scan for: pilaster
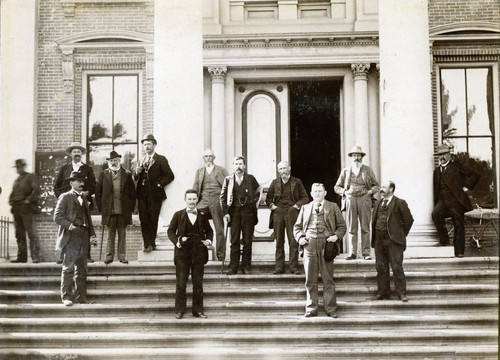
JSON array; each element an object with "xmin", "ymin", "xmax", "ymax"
[{"xmin": 208, "ymin": 66, "xmax": 227, "ymax": 165}]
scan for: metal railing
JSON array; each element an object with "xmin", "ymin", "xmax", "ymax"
[{"xmin": 0, "ymin": 216, "xmax": 12, "ymax": 259}]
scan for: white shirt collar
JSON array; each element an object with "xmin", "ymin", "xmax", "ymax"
[{"xmin": 383, "ymin": 195, "xmax": 394, "ymax": 204}]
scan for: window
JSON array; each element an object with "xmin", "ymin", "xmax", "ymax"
[
  {"xmin": 440, "ymin": 67, "xmax": 496, "ymax": 206},
  {"xmin": 86, "ymin": 74, "xmax": 139, "ymax": 179}
]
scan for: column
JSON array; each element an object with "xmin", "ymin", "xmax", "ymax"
[
  {"xmin": 342, "ymin": 72, "xmax": 355, "ymax": 165},
  {"xmin": 351, "ymin": 63, "xmax": 371, "ymax": 164},
  {"xmin": 368, "ymin": 65, "xmax": 380, "ymax": 177},
  {"xmin": 224, "ymin": 75, "xmax": 235, "ymax": 170},
  {"xmin": 379, "ymin": 0, "xmax": 439, "ymax": 253},
  {"xmin": 208, "ymin": 66, "xmax": 227, "ymax": 166},
  {"xmin": 154, "ymin": 0, "xmax": 204, "ymax": 220},
  {"xmin": 0, "ymin": 0, "xmax": 38, "ymax": 216}
]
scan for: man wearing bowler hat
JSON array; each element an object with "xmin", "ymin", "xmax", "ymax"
[
  {"xmin": 335, "ymin": 145, "xmax": 380, "ymax": 260},
  {"xmin": 54, "ymin": 142, "xmax": 96, "ymax": 263},
  {"xmin": 134, "ymin": 134, "xmax": 175, "ymax": 252},
  {"xmin": 432, "ymin": 144, "xmax": 480, "ymax": 257},
  {"xmin": 96, "ymin": 151, "xmax": 136, "ymax": 264},
  {"xmin": 54, "ymin": 171, "xmax": 96, "ymax": 306},
  {"xmin": 9, "ymin": 159, "xmax": 42, "ymax": 263}
]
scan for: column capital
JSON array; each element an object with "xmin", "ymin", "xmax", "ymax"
[
  {"xmin": 208, "ymin": 66, "xmax": 227, "ymax": 84},
  {"xmin": 351, "ymin": 63, "xmax": 371, "ymax": 81}
]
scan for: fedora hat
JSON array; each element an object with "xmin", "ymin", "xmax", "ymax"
[
  {"xmin": 106, "ymin": 150, "xmax": 122, "ymax": 160},
  {"xmin": 13, "ymin": 159, "xmax": 27, "ymax": 168},
  {"xmin": 141, "ymin": 134, "xmax": 157, "ymax": 145},
  {"xmin": 348, "ymin": 145, "xmax": 366, "ymax": 157},
  {"xmin": 66, "ymin": 171, "xmax": 86, "ymax": 182},
  {"xmin": 434, "ymin": 144, "xmax": 451, "ymax": 155},
  {"xmin": 66, "ymin": 142, "xmax": 86, "ymax": 155}
]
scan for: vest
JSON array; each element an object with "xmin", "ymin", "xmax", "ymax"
[{"xmin": 276, "ymin": 179, "xmax": 294, "ymax": 207}]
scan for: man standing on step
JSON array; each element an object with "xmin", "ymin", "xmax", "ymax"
[
  {"xmin": 371, "ymin": 180, "xmax": 414, "ymax": 302},
  {"xmin": 193, "ymin": 149, "xmax": 228, "ymax": 261},
  {"xmin": 294, "ymin": 183, "xmax": 346, "ymax": 318},
  {"xmin": 168, "ymin": 189, "xmax": 213, "ymax": 319},
  {"xmin": 54, "ymin": 142, "xmax": 96, "ymax": 263},
  {"xmin": 432, "ymin": 144, "xmax": 480, "ymax": 258},
  {"xmin": 134, "ymin": 134, "xmax": 175, "ymax": 253},
  {"xmin": 95, "ymin": 151, "xmax": 136, "ymax": 265},
  {"xmin": 220, "ymin": 156, "xmax": 261, "ymax": 275},
  {"xmin": 266, "ymin": 161, "xmax": 309, "ymax": 274},
  {"xmin": 334, "ymin": 145, "xmax": 380, "ymax": 260},
  {"xmin": 54, "ymin": 171, "xmax": 96, "ymax": 306},
  {"xmin": 9, "ymin": 159, "xmax": 42, "ymax": 264}
]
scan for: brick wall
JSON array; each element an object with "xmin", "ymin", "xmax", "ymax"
[{"xmin": 428, "ymin": 0, "xmax": 500, "ymax": 27}]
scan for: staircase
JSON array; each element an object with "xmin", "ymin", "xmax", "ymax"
[{"xmin": 0, "ymin": 257, "xmax": 498, "ymax": 359}]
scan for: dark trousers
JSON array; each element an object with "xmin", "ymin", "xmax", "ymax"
[
  {"xmin": 106, "ymin": 214, "xmax": 126, "ymax": 261},
  {"xmin": 229, "ymin": 206, "xmax": 255, "ymax": 273},
  {"xmin": 12, "ymin": 205, "xmax": 40, "ymax": 262},
  {"xmin": 273, "ymin": 206, "xmax": 300, "ymax": 272},
  {"xmin": 61, "ymin": 227, "xmax": 89, "ymax": 303},
  {"xmin": 175, "ymin": 250, "xmax": 205, "ymax": 315},
  {"xmin": 374, "ymin": 230, "xmax": 406, "ymax": 297},
  {"xmin": 138, "ymin": 195, "xmax": 162, "ymax": 248},
  {"xmin": 432, "ymin": 198, "xmax": 466, "ymax": 256}
]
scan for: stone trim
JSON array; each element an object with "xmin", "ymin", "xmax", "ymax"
[
  {"xmin": 60, "ymin": 0, "xmax": 153, "ymax": 17},
  {"xmin": 351, "ymin": 63, "xmax": 370, "ymax": 81},
  {"xmin": 208, "ymin": 66, "xmax": 228, "ymax": 84}
]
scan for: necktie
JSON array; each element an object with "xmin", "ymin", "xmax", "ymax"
[
  {"xmin": 144, "ymin": 157, "xmax": 150, "ymax": 169},
  {"xmin": 315, "ymin": 203, "xmax": 321, "ymax": 214},
  {"xmin": 382, "ymin": 199, "xmax": 388, "ymax": 208},
  {"xmin": 76, "ymin": 193, "xmax": 83, "ymax": 206},
  {"xmin": 187, "ymin": 209, "xmax": 197, "ymax": 215}
]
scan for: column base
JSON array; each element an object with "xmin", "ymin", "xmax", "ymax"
[{"xmin": 404, "ymin": 223, "xmax": 455, "ymax": 258}]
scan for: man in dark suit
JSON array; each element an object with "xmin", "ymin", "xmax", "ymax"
[
  {"xmin": 193, "ymin": 149, "xmax": 228, "ymax": 260},
  {"xmin": 134, "ymin": 134, "xmax": 175, "ymax": 253},
  {"xmin": 220, "ymin": 156, "xmax": 261, "ymax": 275},
  {"xmin": 168, "ymin": 189, "xmax": 213, "ymax": 319},
  {"xmin": 293, "ymin": 183, "xmax": 346, "ymax": 318},
  {"xmin": 54, "ymin": 142, "xmax": 96, "ymax": 263},
  {"xmin": 266, "ymin": 161, "xmax": 309, "ymax": 274},
  {"xmin": 371, "ymin": 180, "xmax": 414, "ymax": 302},
  {"xmin": 9, "ymin": 159, "xmax": 41, "ymax": 263},
  {"xmin": 54, "ymin": 171, "xmax": 96, "ymax": 306},
  {"xmin": 95, "ymin": 151, "xmax": 136, "ymax": 265},
  {"xmin": 432, "ymin": 144, "xmax": 480, "ymax": 257}
]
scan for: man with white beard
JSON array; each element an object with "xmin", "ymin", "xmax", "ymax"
[
  {"xmin": 335, "ymin": 145, "xmax": 380, "ymax": 260},
  {"xmin": 95, "ymin": 151, "xmax": 136, "ymax": 264}
]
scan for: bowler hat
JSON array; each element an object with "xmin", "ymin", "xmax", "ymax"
[
  {"xmin": 324, "ymin": 241, "xmax": 340, "ymax": 261},
  {"xmin": 66, "ymin": 171, "xmax": 86, "ymax": 181},
  {"xmin": 66, "ymin": 142, "xmax": 86, "ymax": 155},
  {"xmin": 348, "ymin": 145, "xmax": 366, "ymax": 157},
  {"xmin": 141, "ymin": 134, "xmax": 157, "ymax": 145},
  {"xmin": 13, "ymin": 159, "xmax": 27, "ymax": 168},
  {"xmin": 434, "ymin": 144, "xmax": 451, "ymax": 155},
  {"xmin": 106, "ymin": 150, "xmax": 122, "ymax": 160}
]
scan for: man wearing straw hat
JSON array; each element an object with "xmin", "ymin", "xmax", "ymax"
[
  {"xmin": 96, "ymin": 151, "xmax": 136, "ymax": 265},
  {"xmin": 334, "ymin": 145, "xmax": 380, "ymax": 260},
  {"xmin": 432, "ymin": 144, "xmax": 480, "ymax": 257}
]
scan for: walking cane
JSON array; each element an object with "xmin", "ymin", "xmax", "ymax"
[
  {"xmin": 222, "ymin": 217, "xmax": 230, "ymax": 274},
  {"xmin": 99, "ymin": 225, "xmax": 105, "ymax": 262}
]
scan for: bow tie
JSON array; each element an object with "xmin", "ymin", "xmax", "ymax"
[{"xmin": 187, "ymin": 209, "xmax": 197, "ymax": 215}]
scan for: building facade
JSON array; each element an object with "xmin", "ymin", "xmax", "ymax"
[{"xmin": 1, "ymin": 0, "xmax": 498, "ymax": 260}]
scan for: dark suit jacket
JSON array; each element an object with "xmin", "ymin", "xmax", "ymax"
[
  {"xmin": 220, "ymin": 173, "xmax": 261, "ymax": 215},
  {"xmin": 54, "ymin": 163, "xmax": 96, "ymax": 199},
  {"xmin": 95, "ymin": 167, "xmax": 136, "ymax": 226},
  {"xmin": 193, "ymin": 164, "xmax": 228, "ymax": 196},
  {"xmin": 433, "ymin": 158, "xmax": 480, "ymax": 212},
  {"xmin": 293, "ymin": 200, "xmax": 347, "ymax": 258},
  {"xmin": 134, "ymin": 153, "xmax": 175, "ymax": 201},
  {"xmin": 371, "ymin": 196, "xmax": 414, "ymax": 250},
  {"xmin": 54, "ymin": 191, "xmax": 96, "ymax": 251},
  {"xmin": 167, "ymin": 209, "xmax": 214, "ymax": 265},
  {"xmin": 265, "ymin": 176, "xmax": 309, "ymax": 228}
]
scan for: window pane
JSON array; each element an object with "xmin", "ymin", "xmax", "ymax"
[
  {"xmin": 114, "ymin": 76, "xmax": 138, "ymax": 143},
  {"xmin": 467, "ymin": 68, "xmax": 493, "ymax": 136},
  {"xmin": 441, "ymin": 69, "xmax": 467, "ymax": 137},
  {"xmin": 114, "ymin": 144, "xmax": 138, "ymax": 171},
  {"xmin": 88, "ymin": 144, "xmax": 112, "ymax": 180},
  {"xmin": 88, "ymin": 76, "xmax": 113, "ymax": 143},
  {"xmin": 464, "ymin": 138, "xmax": 495, "ymax": 208},
  {"xmin": 469, "ymin": 137, "xmax": 493, "ymax": 164},
  {"xmin": 443, "ymin": 137, "xmax": 466, "ymax": 154}
]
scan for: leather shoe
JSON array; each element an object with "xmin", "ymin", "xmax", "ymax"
[
  {"xmin": 372, "ymin": 294, "xmax": 390, "ymax": 300},
  {"xmin": 399, "ymin": 294, "xmax": 408, "ymax": 302},
  {"xmin": 10, "ymin": 259, "xmax": 27, "ymax": 263},
  {"xmin": 145, "ymin": 246, "xmax": 153, "ymax": 253},
  {"xmin": 104, "ymin": 259, "xmax": 113, "ymax": 265},
  {"xmin": 193, "ymin": 312, "xmax": 207, "ymax": 318},
  {"xmin": 435, "ymin": 243, "xmax": 449, "ymax": 247},
  {"xmin": 345, "ymin": 255, "xmax": 356, "ymax": 260},
  {"xmin": 56, "ymin": 259, "xmax": 63, "ymax": 264},
  {"xmin": 291, "ymin": 269, "xmax": 301, "ymax": 275},
  {"xmin": 273, "ymin": 270, "xmax": 284, "ymax": 275},
  {"xmin": 243, "ymin": 268, "xmax": 251, "ymax": 275},
  {"xmin": 327, "ymin": 312, "xmax": 338, "ymax": 318},
  {"xmin": 225, "ymin": 270, "xmax": 236, "ymax": 275},
  {"xmin": 364, "ymin": 256, "xmax": 372, "ymax": 260},
  {"xmin": 32, "ymin": 259, "xmax": 40, "ymax": 264},
  {"xmin": 175, "ymin": 312, "xmax": 184, "ymax": 319},
  {"xmin": 62, "ymin": 299, "xmax": 73, "ymax": 307},
  {"xmin": 119, "ymin": 259, "xmax": 129, "ymax": 264},
  {"xmin": 456, "ymin": 254, "xmax": 464, "ymax": 258},
  {"xmin": 88, "ymin": 258, "xmax": 94, "ymax": 263},
  {"xmin": 304, "ymin": 311, "xmax": 318, "ymax": 318}
]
